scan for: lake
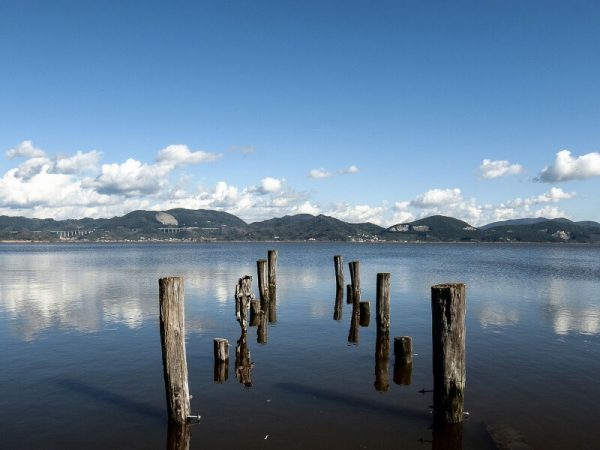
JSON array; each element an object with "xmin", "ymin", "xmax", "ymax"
[{"xmin": 0, "ymin": 242, "xmax": 599, "ymax": 449}]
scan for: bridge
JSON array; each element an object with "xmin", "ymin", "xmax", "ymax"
[{"xmin": 50, "ymin": 230, "xmax": 95, "ymax": 238}]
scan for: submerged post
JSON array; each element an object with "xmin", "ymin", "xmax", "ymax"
[
  {"xmin": 213, "ymin": 338, "xmax": 229, "ymax": 383},
  {"xmin": 393, "ymin": 336, "xmax": 413, "ymax": 385},
  {"xmin": 334, "ymin": 255, "xmax": 344, "ymax": 292},
  {"xmin": 159, "ymin": 276, "xmax": 191, "ymax": 424},
  {"xmin": 346, "ymin": 283, "xmax": 353, "ymax": 305},
  {"xmin": 359, "ymin": 301, "xmax": 371, "ymax": 327},
  {"xmin": 431, "ymin": 283, "xmax": 466, "ymax": 424},
  {"xmin": 268, "ymin": 250, "xmax": 278, "ymax": 323}
]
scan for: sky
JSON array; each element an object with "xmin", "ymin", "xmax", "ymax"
[{"xmin": 1, "ymin": 0, "xmax": 599, "ymax": 226}]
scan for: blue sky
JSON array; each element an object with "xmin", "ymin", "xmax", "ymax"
[{"xmin": 1, "ymin": 0, "xmax": 599, "ymax": 225}]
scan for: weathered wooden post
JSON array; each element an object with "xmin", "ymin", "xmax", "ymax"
[
  {"xmin": 349, "ymin": 261, "xmax": 361, "ymax": 304},
  {"xmin": 235, "ymin": 275, "xmax": 253, "ymax": 332},
  {"xmin": 159, "ymin": 276, "xmax": 191, "ymax": 424},
  {"xmin": 257, "ymin": 310, "xmax": 268, "ymax": 344},
  {"xmin": 213, "ymin": 338, "xmax": 229, "ymax": 383},
  {"xmin": 359, "ymin": 301, "xmax": 370, "ymax": 327},
  {"xmin": 374, "ymin": 335, "xmax": 390, "ymax": 391},
  {"xmin": 376, "ymin": 273, "xmax": 391, "ymax": 336},
  {"xmin": 374, "ymin": 273, "xmax": 391, "ymax": 391},
  {"xmin": 268, "ymin": 250, "xmax": 278, "ymax": 323},
  {"xmin": 393, "ymin": 336, "xmax": 413, "ymax": 385},
  {"xmin": 257, "ymin": 259, "xmax": 269, "ymax": 312},
  {"xmin": 431, "ymin": 283, "xmax": 466, "ymax": 424},
  {"xmin": 249, "ymin": 299, "xmax": 261, "ymax": 327},
  {"xmin": 333, "ymin": 289, "xmax": 343, "ymax": 321},
  {"xmin": 348, "ymin": 303, "xmax": 360, "ymax": 344},
  {"xmin": 334, "ymin": 255, "xmax": 344, "ymax": 292}
]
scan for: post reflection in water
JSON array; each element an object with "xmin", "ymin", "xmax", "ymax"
[
  {"xmin": 333, "ymin": 288, "xmax": 343, "ymax": 321},
  {"xmin": 432, "ymin": 420, "xmax": 463, "ymax": 450},
  {"xmin": 374, "ymin": 334, "xmax": 390, "ymax": 392},
  {"xmin": 393, "ymin": 361, "xmax": 412, "ymax": 386},
  {"xmin": 166, "ymin": 423, "xmax": 191, "ymax": 450},
  {"xmin": 213, "ymin": 359, "xmax": 228, "ymax": 384},
  {"xmin": 235, "ymin": 332, "xmax": 253, "ymax": 387},
  {"xmin": 347, "ymin": 300, "xmax": 360, "ymax": 344}
]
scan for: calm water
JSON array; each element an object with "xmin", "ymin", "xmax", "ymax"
[{"xmin": 1, "ymin": 242, "xmax": 599, "ymax": 449}]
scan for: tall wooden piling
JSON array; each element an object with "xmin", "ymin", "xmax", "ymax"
[
  {"xmin": 349, "ymin": 261, "xmax": 361, "ymax": 304},
  {"xmin": 376, "ymin": 273, "xmax": 391, "ymax": 336},
  {"xmin": 159, "ymin": 276, "xmax": 191, "ymax": 424},
  {"xmin": 374, "ymin": 334, "xmax": 390, "ymax": 392},
  {"xmin": 431, "ymin": 283, "xmax": 466, "ymax": 424},
  {"xmin": 346, "ymin": 284, "xmax": 353, "ymax": 305},
  {"xmin": 250, "ymin": 299, "xmax": 261, "ymax": 327},
  {"xmin": 268, "ymin": 250, "xmax": 278, "ymax": 323},
  {"xmin": 257, "ymin": 259, "xmax": 269, "ymax": 310},
  {"xmin": 334, "ymin": 255, "xmax": 344, "ymax": 292}
]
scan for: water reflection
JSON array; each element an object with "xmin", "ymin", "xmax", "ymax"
[
  {"xmin": 235, "ymin": 332, "xmax": 253, "ymax": 387},
  {"xmin": 166, "ymin": 423, "xmax": 191, "ymax": 450},
  {"xmin": 333, "ymin": 289, "xmax": 343, "ymax": 321},
  {"xmin": 542, "ymin": 278, "xmax": 600, "ymax": 335},
  {"xmin": 374, "ymin": 335, "xmax": 390, "ymax": 392}
]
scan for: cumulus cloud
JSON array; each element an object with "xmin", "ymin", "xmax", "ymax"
[
  {"xmin": 308, "ymin": 165, "xmax": 359, "ymax": 179},
  {"xmin": 53, "ymin": 150, "xmax": 102, "ymax": 174},
  {"xmin": 537, "ymin": 150, "xmax": 600, "ymax": 182},
  {"xmin": 94, "ymin": 159, "xmax": 171, "ymax": 196},
  {"xmin": 156, "ymin": 144, "xmax": 222, "ymax": 167},
  {"xmin": 324, "ymin": 203, "xmax": 385, "ymax": 225},
  {"xmin": 6, "ymin": 140, "xmax": 46, "ymax": 159},
  {"xmin": 411, "ymin": 188, "xmax": 463, "ymax": 208},
  {"xmin": 479, "ymin": 159, "xmax": 523, "ymax": 179},
  {"xmin": 258, "ymin": 177, "xmax": 283, "ymax": 194}
]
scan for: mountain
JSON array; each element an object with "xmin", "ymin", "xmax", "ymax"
[
  {"xmin": 479, "ymin": 217, "xmax": 549, "ymax": 230},
  {"xmin": 0, "ymin": 209, "xmax": 599, "ymax": 243},
  {"xmin": 247, "ymin": 214, "xmax": 384, "ymax": 241},
  {"xmin": 382, "ymin": 215, "xmax": 481, "ymax": 242}
]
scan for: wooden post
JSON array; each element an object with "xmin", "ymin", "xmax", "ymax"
[
  {"xmin": 359, "ymin": 301, "xmax": 370, "ymax": 327},
  {"xmin": 268, "ymin": 250, "xmax": 278, "ymax": 323},
  {"xmin": 159, "ymin": 277, "xmax": 191, "ymax": 424},
  {"xmin": 334, "ymin": 255, "xmax": 344, "ymax": 292},
  {"xmin": 213, "ymin": 338, "xmax": 229, "ymax": 383},
  {"xmin": 249, "ymin": 299, "xmax": 261, "ymax": 327},
  {"xmin": 257, "ymin": 310, "xmax": 268, "ymax": 344},
  {"xmin": 333, "ymin": 288, "xmax": 343, "ymax": 321},
  {"xmin": 235, "ymin": 276, "xmax": 253, "ymax": 332},
  {"xmin": 374, "ymin": 334, "xmax": 390, "ymax": 392},
  {"xmin": 257, "ymin": 259, "xmax": 269, "ymax": 311},
  {"xmin": 349, "ymin": 261, "xmax": 361, "ymax": 304},
  {"xmin": 393, "ymin": 336, "xmax": 413, "ymax": 385},
  {"xmin": 346, "ymin": 284, "xmax": 353, "ymax": 305},
  {"xmin": 431, "ymin": 283, "xmax": 466, "ymax": 424},
  {"xmin": 394, "ymin": 336, "xmax": 412, "ymax": 364},
  {"xmin": 376, "ymin": 273, "xmax": 391, "ymax": 336},
  {"xmin": 348, "ymin": 300, "xmax": 360, "ymax": 344}
]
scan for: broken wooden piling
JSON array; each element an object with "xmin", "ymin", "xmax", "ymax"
[
  {"xmin": 349, "ymin": 261, "xmax": 361, "ymax": 304},
  {"xmin": 257, "ymin": 259, "xmax": 269, "ymax": 312},
  {"xmin": 431, "ymin": 283, "xmax": 466, "ymax": 424},
  {"xmin": 250, "ymin": 299, "xmax": 261, "ymax": 327},
  {"xmin": 235, "ymin": 276, "xmax": 253, "ymax": 332},
  {"xmin": 376, "ymin": 273, "xmax": 391, "ymax": 336},
  {"xmin": 333, "ymin": 288, "xmax": 343, "ymax": 321},
  {"xmin": 159, "ymin": 276, "xmax": 191, "ymax": 424},
  {"xmin": 213, "ymin": 338, "xmax": 229, "ymax": 383}
]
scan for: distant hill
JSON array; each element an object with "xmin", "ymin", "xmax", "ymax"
[
  {"xmin": 382, "ymin": 215, "xmax": 481, "ymax": 242},
  {"xmin": 0, "ymin": 209, "xmax": 598, "ymax": 243},
  {"xmin": 247, "ymin": 214, "xmax": 384, "ymax": 241}
]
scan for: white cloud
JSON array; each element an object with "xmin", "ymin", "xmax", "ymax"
[
  {"xmin": 308, "ymin": 164, "xmax": 359, "ymax": 179},
  {"xmin": 479, "ymin": 159, "xmax": 523, "ymax": 179},
  {"xmin": 411, "ymin": 188, "xmax": 462, "ymax": 208},
  {"xmin": 94, "ymin": 159, "xmax": 171, "ymax": 196},
  {"xmin": 258, "ymin": 177, "xmax": 283, "ymax": 194},
  {"xmin": 324, "ymin": 203, "xmax": 385, "ymax": 225},
  {"xmin": 308, "ymin": 168, "xmax": 333, "ymax": 179},
  {"xmin": 537, "ymin": 150, "xmax": 600, "ymax": 182},
  {"xmin": 6, "ymin": 140, "xmax": 46, "ymax": 159},
  {"xmin": 54, "ymin": 150, "xmax": 102, "ymax": 174},
  {"xmin": 294, "ymin": 201, "xmax": 321, "ymax": 216},
  {"xmin": 156, "ymin": 144, "xmax": 222, "ymax": 167}
]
